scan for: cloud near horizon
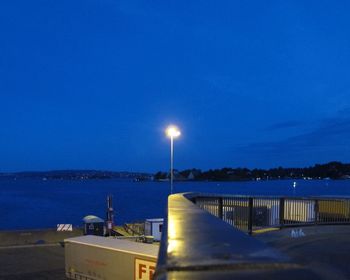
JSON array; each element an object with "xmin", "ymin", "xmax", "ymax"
[
  {"xmin": 264, "ymin": 120, "xmax": 306, "ymax": 131},
  {"xmin": 236, "ymin": 113, "xmax": 350, "ymax": 168}
]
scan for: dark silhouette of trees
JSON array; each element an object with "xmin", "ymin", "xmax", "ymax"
[
  {"xmin": 154, "ymin": 171, "xmax": 168, "ymax": 180},
  {"xmin": 154, "ymin": 162, "xmax": 350, "ymax": 181}
]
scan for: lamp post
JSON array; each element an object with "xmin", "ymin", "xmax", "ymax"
[{"xmin": 166, "ymin": 125, "xmax": 181, "ymax": 194}]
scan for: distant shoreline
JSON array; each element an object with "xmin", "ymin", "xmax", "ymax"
[
  {"xmin": 0, "ymin": 170, "xmax": 152, "ymax": 181},
  {"xmin": 1, "ymin": 161, "xmax": 350, "ymax": 182},
  {"xmin": 155, "ymin": 161, "xmax": 350, "ymax": 181}
]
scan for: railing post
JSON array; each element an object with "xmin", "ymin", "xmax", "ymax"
[
  {"xmin": 218, "ymin": 197, "xmax": 223, "ymax": 220},
  {"xmin": 192, "ymin": 197, "xmax": 197, "ymax": 205},
  {"xmin": 279, "ymin": 198, "xmax": 285, "ymax": 229},
  {"xmin": 248, "ymin": 197, "xmax": 253, "ymax": 235},
  {"xmin": 314, "ymin": 199, "xmax": 319, "ymax": 225}
]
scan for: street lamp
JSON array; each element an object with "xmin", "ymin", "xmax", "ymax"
[{"xmin": 166, "ymin": 125, "xmax": 181, "ymax": 194}]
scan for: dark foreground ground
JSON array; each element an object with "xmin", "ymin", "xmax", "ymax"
[
  {"xmin": 0, "ymin": 244, "xmax": 65, "ymax": 280},
  {"xmin": 0, "ymin": 228, "xmax": 81, "ymax": 280},
  {"xmin": 255, "ymin": 225, "xmax": 350, "ymax": 280},
  {"xmin": 0, "ymin": 226, "xmax": 350, "ymax": 279}
]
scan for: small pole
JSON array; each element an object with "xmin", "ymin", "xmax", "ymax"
[
  {"xmin": 248, "ymin": 197, "xmax": 253, "ymax": 235},
  {"xmin": 106, "ymin": 195, "xmax": 114, "ymax": 236},
  {"xmin": 279, "ymin": 198, "xmax": 285, "ymax": 229},
  {"xmin": 218, "ymin": 197, "xmax": 223, "ymax": 219},
  {"xmin": 314, "ymin": 199, "xmax": 319, "ymax": 225}
]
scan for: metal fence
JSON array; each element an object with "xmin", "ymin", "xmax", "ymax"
[{"xmin": 193, "ymin": 195, "xmax": 350, "ymax": 234}]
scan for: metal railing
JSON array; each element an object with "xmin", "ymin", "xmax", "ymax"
[{"xmin": 192, "ymin": 194, "xmax": 350, "ymax": 234}]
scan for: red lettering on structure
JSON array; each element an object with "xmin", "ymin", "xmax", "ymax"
[
  {"xmin": 149, "ymin": 266, "xmax": 155, "ymax": 280},
  {"xmin": 139, "ymin": 264, "xmax": 147, "ymax": 279}
]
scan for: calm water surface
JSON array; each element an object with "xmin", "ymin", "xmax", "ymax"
[{"xmin": 1, "ymin": 178, "xmax": 350, "ymax": 230}]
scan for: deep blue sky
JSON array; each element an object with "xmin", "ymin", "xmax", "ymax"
[{"xmin": 1, "ymin": 0, "xmax": 350, "ymax": 172}]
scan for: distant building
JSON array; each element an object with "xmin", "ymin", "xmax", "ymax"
[
  {"xmin": 187, "ymin": 170, "xmax": 201, "ymax": 180},
  {"xmin": 144, "ymin": 218, "xmax": 164, "ymax": 241},
  {"xmin": 188, "ymin": 172, "xmax": 195, "ymax": 180},
  {"xmin": 83, "ymin": 215, "xmax": 105, "ymax": 236}
]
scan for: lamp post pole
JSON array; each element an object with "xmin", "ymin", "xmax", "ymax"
[
  {"xmin": 170, "ymin": 135, "xmax": 174, "ymax": 194},
  {"xmin": 166, "ymin": 125, "xmax": 180, "ymax": 195}
]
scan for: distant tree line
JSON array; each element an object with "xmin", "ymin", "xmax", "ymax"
[
  {"xmin": 154, "ymin": 161, "xmax": 350, "ymax": 181},
  {"xmin": 0, "ymin": 170, "xmax": 152, "ymax": 180}
]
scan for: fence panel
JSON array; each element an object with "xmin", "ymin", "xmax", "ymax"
[
  {"xmin": 252, "ymin": 198, "xmax": 280, "ymax": 231},
  {"xmin": 283, "ymin": 199, "xmax": 316, "ymax": 226},
  {"xmin": 222, "ymin": 197, "xmax": 250, "ymax": 232},
  {"xmin": 194, "ymin": 195, "xmax": 350, "ymax": 233},
  {"xmin": 195, "ymin": 197, "xmax": 220, "ymax": 218},
  {"xmin": 318, "ymin": 199, "xmax": 350, "ymax": 224}
]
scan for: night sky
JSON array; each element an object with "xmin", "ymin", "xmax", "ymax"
[{"xmin": 1, "ymin": 1, "xmax": 350, "ymax": 172}]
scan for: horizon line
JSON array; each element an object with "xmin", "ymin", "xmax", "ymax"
[{"xmin": 0, "ymin": 160, "xmax": 348, "ymax": 174}]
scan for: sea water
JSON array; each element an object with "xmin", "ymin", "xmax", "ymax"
[{"xmin": 1, "ymin": 178, "xmax": 350, "ymax": 230}]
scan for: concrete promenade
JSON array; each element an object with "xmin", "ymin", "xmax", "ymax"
[
  {"xmin": 255, "ymin": 225, "xmax": 350, "ymax": 280},
  {"xmin": 0, "ymin": 228, "xmax": 82, "ymax": 247},
  {"xmin": 0, "ymin": 228, "xmax": 82, "ymax": 280},
  {"xmin": 0, "ymin": 244, "xmax": 65, "ymax": 280}
]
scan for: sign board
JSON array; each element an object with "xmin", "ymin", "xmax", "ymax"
[
  {"xmin": 57, "ymin": 224, "xmax": 73, "ymax": 231},
  {"xmin": 107, "ymin": 221, "xmax": 113, "ymax": 229},
  {"xmin": 135, "ymin": 258, "xmax": 156, "ymax": 280}
]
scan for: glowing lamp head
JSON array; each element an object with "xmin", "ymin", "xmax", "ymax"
[{"xmin": 166, "ymin": 126, "xmax": 181, "ymax": 138}]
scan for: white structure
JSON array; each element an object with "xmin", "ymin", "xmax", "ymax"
[
  {"xmin": 65, "ymin": 235, "xmax": 158, "ymax": 280},
  {"xmin": 144, "ymin": 218, "xmax": 164, "ymax": 241},
  {"xmin": 188, "ymin": 171, "xmax": 195, "ymax": 180},
  {"xmin": 284, "ymin": 200, "xmax": 315, "ymax": 222},
  {"xmin": 57, "ymin": 224, "xmax": 73, "ymax": 232}
]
